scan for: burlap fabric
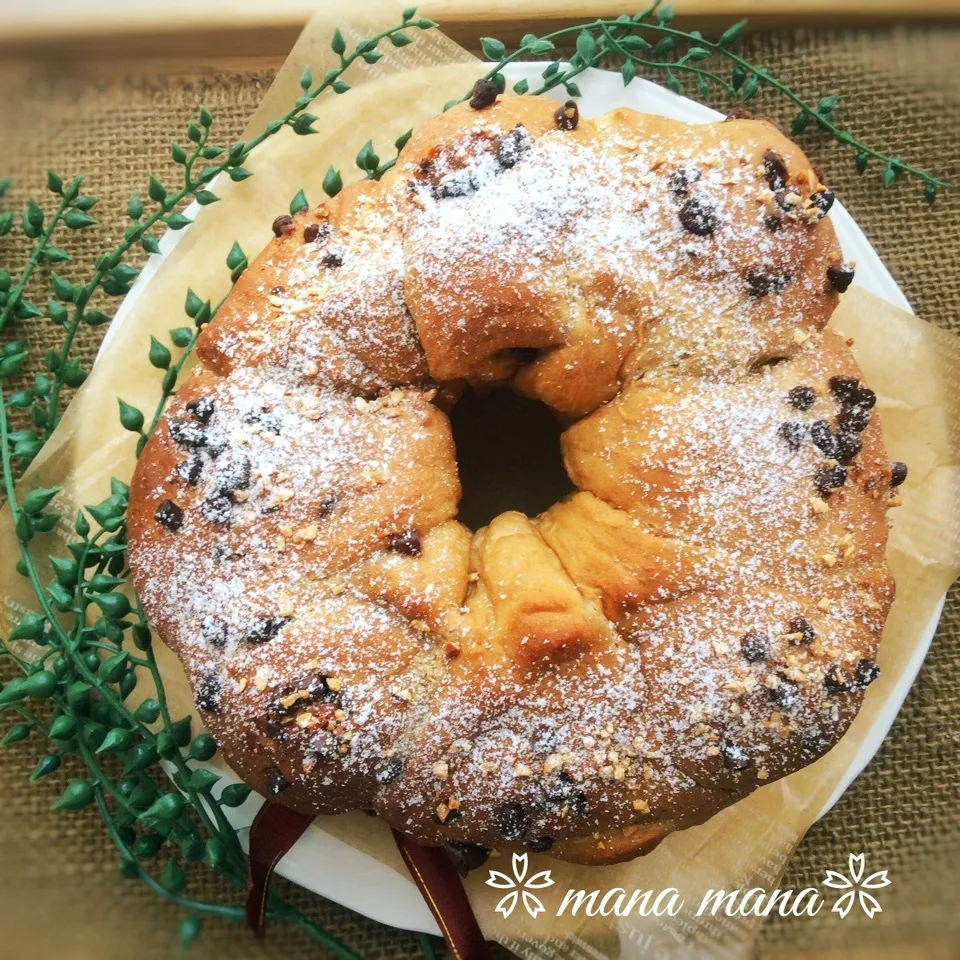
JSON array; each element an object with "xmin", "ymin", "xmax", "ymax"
[{"xmin": 1, "ymin": 24, "xmax": 958, "ymax": 960}]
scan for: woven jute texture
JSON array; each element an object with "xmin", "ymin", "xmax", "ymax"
[{"xmin": 1, "ymin": 23, "xmax": 958, "ymax": 960}]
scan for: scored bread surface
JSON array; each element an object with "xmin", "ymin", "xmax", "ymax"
[{"xmin": 128, "ymin": 95, "xmax": 898, "ymax": 866}]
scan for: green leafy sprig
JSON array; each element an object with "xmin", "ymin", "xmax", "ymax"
[{"xmin": 0, "ymin": 4, "xmax": 949, "ymax": 953}]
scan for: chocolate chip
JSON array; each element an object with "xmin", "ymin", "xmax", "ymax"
[
  {"xmin": 321, "ymin": 250, "xmax": 344, "ymax": 268},
  {"xmin": 679, "ymin": 196, "xmax": 718, "ymax": 236},
  {"xmin": 303, "ymin": 222, "xmax": 330, "ymax": 244},
  {"xmin": 438, "ymin": 170, "xmax": 480, "ymax": 199},
  {"xmin": 668, "ymin": 166, "xmax": 700, "ymax": 198},
  {"xmin": 725, "ymin": 106, "xmax": 753, "ymax": 121},
  {"xmin": 169, "ymin": 418, "xmax": 206, "ymax": 449},
  {"xmin": 719, "ymin": 738, "xmax": 752, "ymax": 771},
  {"xmin": 201, "ymin": 616, "xmax": 228, "ymax": 647},
  {"xmin": 270, "ymin": 285, "xmax": 285, "ymax": 296},
  {"xmin": 265, "ymin": 765, "xmax": 291, "ymax": 795},
  {"xmin": 201, "ymin": 495, "xmax": 233, "ymax": 525},
  {"xmin": 769, "ymin": 676, "xmax": 800, "ymax": 710},
  {"xmin": 810, "ymin": 420, "xmax": 838, "ymax": 457},
  {"xmin": 154, "ymin": 499, "xmax": 184, "ymax": 531},
  {"xmin": 214, "ymin": 456, "xmax": 251, "ymax": 500},
  {"xmin": 828, "ymin": 376, "xmax": 860, "ymax": 405},
  {"xmin": 186, "ymin": 397, "xmax": 215, "ymax": 424},
  {"xmin": 387, "ymin": 529, "xmax": 421, "ymax": 556},
  {"xmin": 527, "ymin": 836, "xmax": 554, "ymax": 852},
  {"xmin": 745, "ymin": 267, "xmax": 791, "ymax": 297},
  {"xmin": 815, "ymin": 464, "xmax": 847, "ymax": 497},
  {"xmin": 195, "ymin": 669, "xmax": 222, "ymax": 713},
  {"xmin": 176, "ymin": 456, "xmax": 202, "ymax": 486},
  {"xmin": 824, "ymin": 665, "xmax": 852, "ymax": 694},
  {"xmin": 778, "ymin": 421, "xmax": 807, "ymax": 450},
  {"xmin": 376, "ymin": 757, "xmax": 404, "ymax": 786},
  {"xmin": 545, "ymin": 771, "xmax": 588, "ymax": 818},
  {"xmin": 827, "ymin": 263, "xmax": 855, "ymax": 293},
  {"xmin": 762, "ymin": 150, "xmax": 788, "ymax": 190},
  {"xmin": 854, "ymin": 658, "xmax": 881, "ymax": 689},
  {"xmin": 444, "ymin": 842, "xmax": 490, "ymax": 875},
  {"xmin": 469, "ymin": 78, "xmax": 499, "ymax": 110},
  {"xmin": 764, "ymin": 214, "xmax": 783, "ymax": 232},
  {"xmin": 497, "ymin": 125, "xmax": 533, "ymax": 169},
  {"xmin": 834, "ymin": 429, "xmax": 863, "ymax": 464},
  {"xmin": 788, "ymin": 617, "xmax": 815, "ymax": 645},
  {"xmin": 307, "ymin": 729, "xmax": 340, "ymax": 760},
  {"xmin": 810, "ymin": 189, "xmax": 834, "ymax": 218},
  {"xmin": 272, "ymin": 215, "xmax": 294, "ymax": 238},
  {"xmin": 890, "ymin": 462, "xmax": 908, "ymax": 488},
  {"xmin": 554, "ymin": 100, "xmax": 579, "ymax": 131},
  {"xmin": 206, "ymin": 435, "xmax": 227, "ymax": 458},
  {"xmin": 243, "ymin": 407, "xmax": 282, "ymax": 435},
  {"xmin": 512, "ymin": 347, "xmax": 539, "ymax": 365},
  {"xmin": 496, "ymin": 803, "xmax": 527, "ymax": 841},
  {"xmin": 837, "ymin": 404, "xmax": 870, "ymax": 434},
  {"xmin": 854, "ymin": 387, "xmax": 876, "ymax": 410},
  {"xmin": 787, "ymin": 385, "xmax": 816, "ymax": 411},
  {"xmin": 740, "ymin": 630, "xmax": 771, "ymax": 663},
  {"xmin": 244, "ymin": 616, "xmax": 291, "ymax": 644},
  {"xmin": 318, "ymin": 494, "xmax": 338, "ymax": 519}
]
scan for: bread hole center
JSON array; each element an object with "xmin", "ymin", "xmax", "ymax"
[{"xmin": 449, "ymin": 387, "xmax": 574, "ymax": 530}]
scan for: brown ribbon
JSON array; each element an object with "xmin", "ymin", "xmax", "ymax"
[
  {"xmin": 392, "ymin": 829, "xmax": 491, "ymax": 960},
  {"xmin": 245, "ymin": 800, "xmax": 315, "ymax": 936},
  {"xmin": 245, "ymin": 801, "xmax": 490, "ymax": 960}
]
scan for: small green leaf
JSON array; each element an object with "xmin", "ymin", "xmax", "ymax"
[
  {"xmin": 658, "ymin": 4, "xmax": 674, "ymax": 23},
  {"xmin": 741, "ymin": 73, "xmax": 760, "ymax": 101},
  {"xmin": 171, "ymin": 142, "xmax": 187, "ymax": 164},
  {"xmin": 96, "ymin": 728, "xmax": 133, "ymax": 754},
  {"xmin": 219, "ymin": 783, "xmax": 252, "ymax": 807},
  {"xmin": 167, "ymin": 327, "xmax": 191, "ymax": 349},
  {"xmin": 9, "ymin": 611, "xmax": 45, "ymax": 642},
  {"xmin": 292, "ymin": 113, "xmax": 317, "ymax": 135},
  {"xmin": 48, "ymin": 715, "xmax": 76, "ymax": 739},
  {"xmin": 564, "ymin": 81, "xmax": 582, "ymax": 98},
  {"xmin": 61, "ymin": 358, "xmax": 87, "ymax": 388},
  {"xmin": 166, "ymin": 213, "xmax": 192, "ymax": 231},
  {"xmin": 47, "ymin": 169, "xmax": 64, "ymax": 194},
  {"xmin": 52, "ymin": 780, "xmax": 94, "ymax": 811},
  {"xmin": 51, "ymin": 273, "xmax": 75, "ymax": 302},
  {"xmin": 652, "ymin": 36, "xmax": 674, "ymax": 57},
  {"xmin": 817, "ymin": 94, "xmax": 839, "ymax": 115},
  {"xmin": 792, "ymin": 111, "xmax": 810, "ymax": 135},
  {"xmin": 228, "ymin": 167, "xmax": 253, "ymax": 182},
  {"xmin": 527, "ymin": 39, "xmax": 555, "ymax": 55},
  {"xmin": 925, "ymin": 181, "xmax": 937, "ymax": 205},
  {"xmin": 118, "ymin": 399, "xmax": 144, "ymax": 433},
  {"xmin": 189, "ymin": 768, "xmax": 220, "ymax": 792},
  {"xmin": 189, "ymin": 734, "xmax": 217, "ymax": 761},
  {"xmin": 576, "ymin": 29, "xmax": 596, "ymax": 64},
  {"xmin": 289, "ymin": 189, "xmax": 309, "ymax": 215},
  {"xmin": 64, "ymin": 210, "xmax": 97, "ymax": 229},
  {"xmin": 30, "ymin": 753, "xmax": 61, "ymax": 781},
  {"xmin": 513, "ymin": 77, "xmax": 529, "ymax": 95},
  {"xmin": 203, "ymin": 837, "xmax": 226, "ymax": 868},
  {"xmin": 140, "ymin": 793, "xmax": 186, "ymax": 824},
  {"xmin": 300, "ymin": 66, "xmax": 313, "ymax": 91},
  {"xmin": 394, "ymin": 129, "xmax": 413, "ymax": 152},
  {"xmin": 147, "ymin": 175, "xmax": 167, "ymax": 203},
  {"xmin": 95, "ymin": 591, "xmax": 131, "ymax": 619},
  {"xmin": 43, "ymin": 246, "xmax": 70, "ymax": 264},
  {"xmin": 355, "ymin": 140, "xmax": 380, "ymax": 173},
  {"xmin": 199, "ymin": 105, "xmax": 213, "ymax": 128},
  {"xmin": 622, "ymin": 61, "xmax": 637, "ymax": 87},
  {"xmin": 718, "ymin": 19, "xmax": 747, "ymax": 46},
  {"xmin": 684, "ymin": 46, "xmax": 710, "ymax": 62},
  {"xmin": 480, "ymin": 37, "xmax": 506, "ymax": 60},
  {"xmin": 99, "ymin": 651, "xmax": 130, "ymax": 683},
  {"xmin": 142, "ymin": 235, "xmax": 161, "ymax": 255},
  {"xmin": 391, "ymin": 32, "xmax": 413, "ymax": 47},
  {"xmin": 184, "ymin": 289, "xmax": 203, "ymax": 318},
  {"xmin": 882, "ymin": 163, "xmax": 896, "ymax": 187},
  {"xmin": 21, "ymin": 487, "xmax": 60, "ymax": 515},
  {"xmin": 160, "ymin": 859, "xmax": 187, "ymax": 895},
  {"xmin": 179, "ymin": 915, "xmax": 203, "ymax": 948},
  {"xmin": 149, "ymin": 336, "xmax": 172, "ymax": 369},
  {"xmin": 187, "ymin": 122, "xmax": 203, "ymax": 143},
  {"xmin": 1, "ymin": 724, "xmax": 31, "ymax": 746},
  {"xmin": 402, "ymin": 6, "xmax": 416, "ymax": 21},
  {"xmin": 331, "ymin": 27, "xmax": 346, "ymax": 56},
  {"xmin": 134, "ymin": 698, "xmax": 161, "ymax": 724}
]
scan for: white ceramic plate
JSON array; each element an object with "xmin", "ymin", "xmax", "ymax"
[{"xmin": 104, "ymin": 64, "xmax": 942, "ymax": 936}]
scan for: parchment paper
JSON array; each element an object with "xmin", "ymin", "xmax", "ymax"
[{"xmin": 2, "ymin": 2, "xmax": 958, "ymax": 958}]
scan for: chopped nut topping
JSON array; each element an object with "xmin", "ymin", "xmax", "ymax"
[
  {"xmin": 432, "ymin": 760, "xmax": 449, "ymax": 780},
  {"xmin": 632, "ymin": 798, "xmax": 650, "ymax": 813}
]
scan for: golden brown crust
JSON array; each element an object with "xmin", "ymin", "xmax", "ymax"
[{"xmin": 128, "ymin": 94, "xmax": 897, "ymax": 866}]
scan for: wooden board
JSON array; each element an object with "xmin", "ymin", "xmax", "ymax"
[{"xmin": 4, "ymin": 0, "xmax": 960, "ymax": 59}]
